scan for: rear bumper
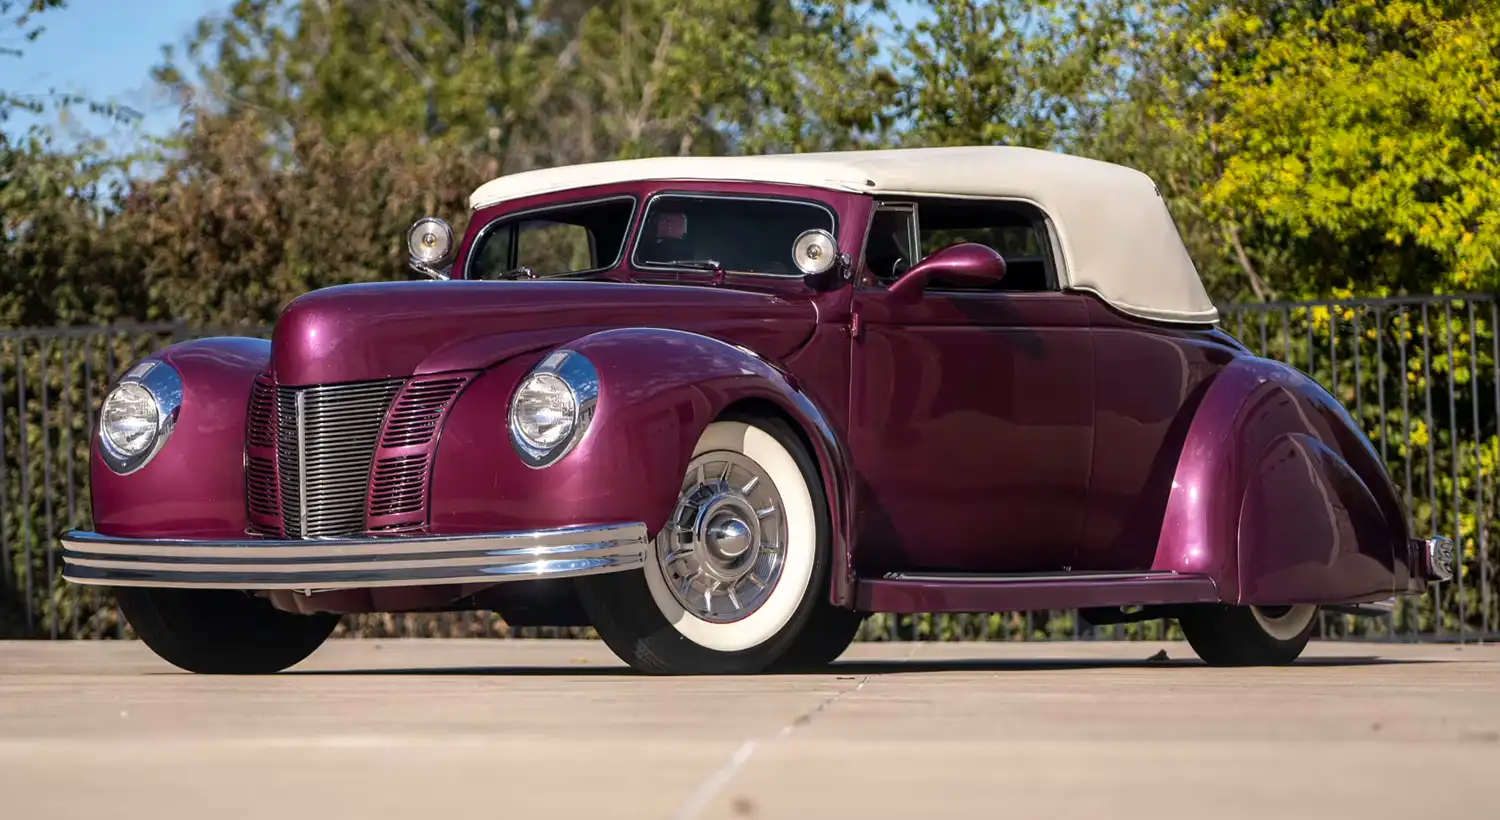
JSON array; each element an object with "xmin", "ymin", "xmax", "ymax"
[{"xmin": 60, "ymin": 523, "xmax": 649, "ymax": 591}]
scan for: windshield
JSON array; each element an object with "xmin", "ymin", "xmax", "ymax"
[
  {"xmin": 466, "ymin": 197, "xmax": 635, "ymax": 280},
  {"xmin": 632, "ymin": 194, "xmax": 836, "ymax": 277}
]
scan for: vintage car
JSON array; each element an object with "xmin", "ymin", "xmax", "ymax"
[{"xmin": 61, "ymin": 146, "xmax": 1454, "ymax": 675}]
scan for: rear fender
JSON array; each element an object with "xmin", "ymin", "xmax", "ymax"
[
  {"xmin": 1151, "ymin": 357, "xmax": 1409, "ymax": 604},
  {"xmin": 89, "ymin": 337, "xmax": 268, "ymax": 538},
  {"xmin": 428, "ymin": 328, "xmax": 851, "ymax": 600}
]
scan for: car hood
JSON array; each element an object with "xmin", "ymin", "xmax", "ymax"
[{"xmin": 268, "ymin": 280, "xmax": 817, "ymax": 385}]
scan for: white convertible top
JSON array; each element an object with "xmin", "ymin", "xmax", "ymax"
[{"xmin": 468, "ymin": 147, "xmax": 1217, "ymax": 325}]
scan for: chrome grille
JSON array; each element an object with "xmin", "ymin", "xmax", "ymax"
[
  {"xmin": 369, "ymin": 454, "xmax": 428, "ymax": 517},
  {"xmin": 247, "ymin": 381, "xmax": 274, "ymax": 447},
  {"xmin": 381, "ymin": 376, "xmax": 469, "ymax": 448},
  {"xmin": 245, "ymin": 456, "xmax": 279, "ymax": 517},
  {"xmin": 276, "ymin": 380, "xmax": 403, "ymax": 539}
]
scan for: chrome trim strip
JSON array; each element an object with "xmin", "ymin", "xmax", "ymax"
[
  {"xmin": 882, "ymin": 570, "xmax": 1190, "ymax": 583},
  {"xmin": 60, "ymin": 523, "xmax": 649, "ymax": 591},
  {"xmin": 295, "ymin": 388, "xmax": 309, "ymax": 536}
]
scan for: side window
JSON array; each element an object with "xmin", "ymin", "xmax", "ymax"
[
  {"xmin": 863, "ymin": 203, "xmax": 919, "ymax": 284},
  {"xmin": 467, "ymin": 197, "xmax": 634, "ymax": 280},
  {"xmin": 516, "ymin": 220, "xmax": 594, "ymax": 275},
  {"xmin": 913, "ymin": 198, "xmax": 1058, "ymax": 293}
]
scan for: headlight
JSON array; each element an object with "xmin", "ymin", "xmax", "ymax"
[
  {"xmin": 102, "ymin": 382, "xmax": 159, "ymax": 456},
  {"xmin": 98, "ymin": 360, "xmax": 183, "ymax": 475},
  {"xmin": 512, "ymin": 373, "xmax": 576, "ymax": 448},
  {"xmin": 508, "ymin": 350, "xmax": 598, "ymax": 468}
]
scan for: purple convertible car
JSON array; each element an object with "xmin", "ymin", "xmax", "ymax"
[{"xmin": 62, "ymin": 147, "xmax": 1454, "ymax": 674}]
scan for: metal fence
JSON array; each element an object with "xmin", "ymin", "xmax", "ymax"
[{"xmin": 2, "ymin": 296, "xmax": 1497, "ymax": 642}]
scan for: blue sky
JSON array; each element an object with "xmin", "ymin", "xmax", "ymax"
[
  {"xmin": 2, "ymin": 0, "xmax": 927, "ymax": 149},
  {"xmin": 0, "ymin": 0, "xmax": 228, "ymax": 145}
]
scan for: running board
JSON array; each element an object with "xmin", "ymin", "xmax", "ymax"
[{"xmin": 856, "ymin": 571, "xmax": 1220, "ymax": 614}]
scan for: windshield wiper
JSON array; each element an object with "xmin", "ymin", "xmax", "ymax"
[
  {"xmin": 655, "ymin": 259, "xmax": 723, "ymax": 272},
  {"xmin": 493, "ymin": 266, "xmax": 536, "ymax": 280},
  {"xmin": 653, "ymin": 259, "xmax": 729, "ymax": 285}
]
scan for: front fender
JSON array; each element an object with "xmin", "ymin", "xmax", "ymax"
[
  {"xmin": 90, "ymin": 337, "xmax": 268, "ymax": 538},
  {"xmin": 1152, "ymin": 356, "xmax": 1409, "ymax": 605},
  {"xmin": 428, "ymin": 328, "xmax": 848, "ymax": 594}
]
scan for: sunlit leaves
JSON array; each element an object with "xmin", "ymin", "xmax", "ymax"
[{"xmin": 1194, "ymin": 0, "xmax": 1500, "ymax": 296}]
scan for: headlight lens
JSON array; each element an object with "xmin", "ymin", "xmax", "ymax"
[
  {"xmin": 101, "ymin": 382, "xmax": 160, "ymax": 456},
  {"xmin": 511, "ymin": 372, "xmax": 577, "ymax": 449},
  {"xmin": 97, "ymin": 359, "xmax": 183, "ymax": 475},
  {"xmin": 507, "ymin": 350, "xmax": 599, "ymax": 468}
]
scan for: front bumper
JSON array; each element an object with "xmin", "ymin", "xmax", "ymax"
[{"xmin": 60, "ymin": 523, "xmax": 649, "ymax": 591}]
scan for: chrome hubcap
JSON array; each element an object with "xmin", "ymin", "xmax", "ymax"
[{"xmin": 657, "ymin": 451, "xmax": 785, "ymax": 622}]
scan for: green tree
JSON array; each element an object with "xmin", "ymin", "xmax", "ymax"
[
  {"xmin": 1174, "ymin": 0, "xmax": 1500, "ymax": 299},
  {"xmin": 156, "ymin": 0, "xmax": 898, "ymax": 169},
  {"xmin": 892, "ymin": 0, "xmax": 1143, "ymax": 149}
]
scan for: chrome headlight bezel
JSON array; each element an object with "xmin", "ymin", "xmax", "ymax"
[
  {"xmin": 98, "ymin": 359, "xmax": 184, "ymax": 475},
  {"xmin": 508, "ymin": 350, "xmax": 599, "ymax": 469}
]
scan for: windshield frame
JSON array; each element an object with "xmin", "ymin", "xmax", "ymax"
[
  {"xmin": 628, "ymin": 191, "xmax": 840, "ymax": 280},
  {"xmin": 461, "ymin": 194, "xmax": 639, "ymax": 281}
]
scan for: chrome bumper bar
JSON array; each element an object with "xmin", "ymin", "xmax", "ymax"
[
  {"xmin": 60, "ymin": 523, "xmax": 649, "ymax": 591},
  {"xmin": 1417, "ymin": 536, "xmax": 1456, "ymax": 582}
]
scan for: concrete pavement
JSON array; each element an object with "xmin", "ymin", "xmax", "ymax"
[{"xmin": 1, "ymin": 639, "xmax": 1496, "ymax": 820}]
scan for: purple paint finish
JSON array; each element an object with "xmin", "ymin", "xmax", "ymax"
[
  {"xmin": 1150, "ymin": 355, "xmax": 1410, "ymax": 605},
  {"xmin": 90, "ymin": 338, "xmax": 268, "ymax": 539},
  {"xmin": 428, "ymin": 328, "xmax": 847, "ymax": 543},
  {"xmin": 847, "ymin": 290, "xmax": 1095, "ymax": 575},
  {"xmin": 1079, "ymin": 310, "xmax": 1239, "ymax": 571},
  {"xmin": 270, "ymin": 280, "xmax": 817, "ymax": 386},
  {"xmin": 779, "ymin": 321, "xmax": 857, "ymax": 603},
  {"xmin": 887, "ymin": 243, "xmax": 1008, "ymax": 302}
]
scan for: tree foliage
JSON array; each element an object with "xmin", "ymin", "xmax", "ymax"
[{"xmin": 1193, "ymin": 0, "xmax": 1500, "ymax": 297}]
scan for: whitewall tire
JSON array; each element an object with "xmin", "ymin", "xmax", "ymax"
[
  {"xmin": 1178, "ymin": 603, "xmax": 1318, "ymax": 666},
  {"xmin": 577, "ymin": 416, "xmax": 847, "ymax": 674}
]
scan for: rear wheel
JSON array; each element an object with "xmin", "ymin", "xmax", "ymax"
[
  {"xmin": 1178, "ymin": 603, "xmax": 1318, "ymax": 666},
  {"xmin": 577, "ymin": 418, "xmax": 840, "ymax": 675},
  {"xmin": 115, "ymin": 587, "xmax": 340, "ymax": 674}
]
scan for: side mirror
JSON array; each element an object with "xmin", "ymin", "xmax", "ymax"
[
  {"xmin": 887, "ymin": 243, "xmax": 1007, "ymax": 302},
  {"xmin": 792, "ymin": 229, "xmax": 849, "ymax": 291},
  {"xmin": 407, "ymin": 217, "xmax": 455, "ymax": 280}
]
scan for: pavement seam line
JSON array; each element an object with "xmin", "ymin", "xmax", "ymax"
[{"xmin": 671, "ymin": 674, "xmax": 871, "ymax": 820}]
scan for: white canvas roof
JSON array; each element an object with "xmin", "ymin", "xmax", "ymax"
[{"xmin": 468, "ymin": 147, "xmax": 1217, "ymax": 325}]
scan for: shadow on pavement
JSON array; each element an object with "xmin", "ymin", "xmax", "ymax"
[{"xmin": 274, "ymin": 653, "xmax": 1433, "ymax": 677}]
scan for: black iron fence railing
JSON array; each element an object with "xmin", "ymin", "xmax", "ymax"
[{"xmin": 3, "ymin": 296, "xmax": 1497, "ymax": 641}]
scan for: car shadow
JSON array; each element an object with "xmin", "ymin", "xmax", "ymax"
[{"xmin": 273, "ymin": 653, "xmax": 1434, "ymax": 678}]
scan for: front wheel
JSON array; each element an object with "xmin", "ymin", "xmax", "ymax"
[
  {"xmin": 115, "ymin": 587, "xmax": 341, "ymax": 674},
  {"xmin": 1178, "ymin": 604, "xmax": 1318, "ymax": 666},
  {"xmin": 577, "ymin": 417, "xmax": 839, "ymax": 675}
]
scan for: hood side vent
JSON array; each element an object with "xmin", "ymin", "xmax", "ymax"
[{"xmin": 366, "ymin": 372, "xmax": 476, "ymax": 530}]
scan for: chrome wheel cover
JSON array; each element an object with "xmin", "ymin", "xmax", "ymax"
[{"xmin": 657, "ymin": 451, "xmax": 786, "ymax": 623}]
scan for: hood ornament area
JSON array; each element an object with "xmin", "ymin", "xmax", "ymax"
[{"xmin": 407, "ymin": 217, "xmax": 455, "ymax": 280}]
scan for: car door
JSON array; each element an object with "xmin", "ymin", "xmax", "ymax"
[{"xmin": 848, "ymin": 200, "xmax": 1095, "ymax": 575}]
